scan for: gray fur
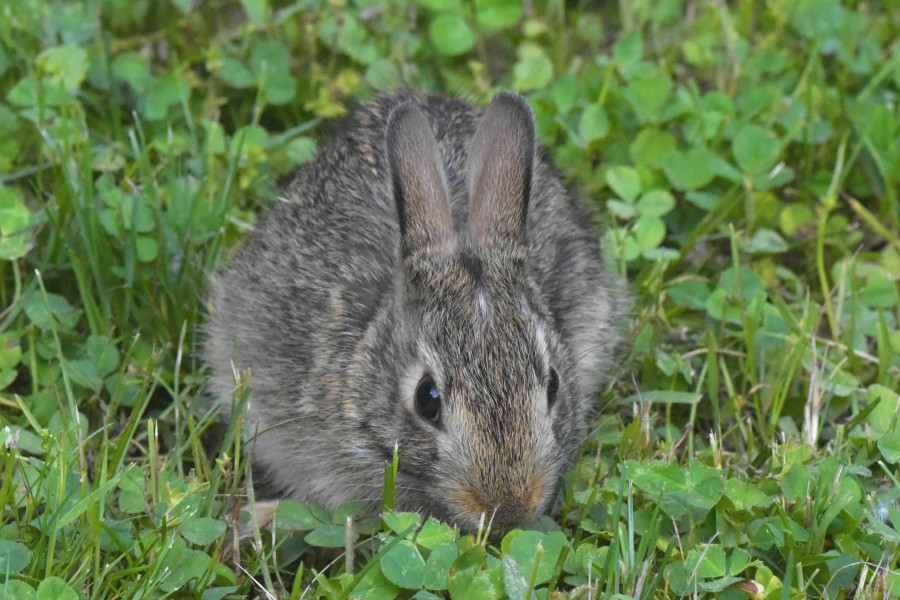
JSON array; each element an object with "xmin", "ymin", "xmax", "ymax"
[{"xmin": 204, "ymin": 91, "xmax": 626, "ymax": 530}]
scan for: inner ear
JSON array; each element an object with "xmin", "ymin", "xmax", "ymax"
[
  {"xmin": 386, "ymin": 102, "xmax": 454, "ymax": 258},
  {"xmin": 466, "ymin": 91, "xmax": 536, "ymax": 248}
]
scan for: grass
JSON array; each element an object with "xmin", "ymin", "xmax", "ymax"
[{"xmin": 1, "ymin": 0, "xmax": 899, "ymax": 597}]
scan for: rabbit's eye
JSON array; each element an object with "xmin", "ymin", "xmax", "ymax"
[
  {"xmin": 547, "ymin": 368, "xmax": 560, "ymax": 409},
  {"xmin": 415, "ymin": 376, "xmax": 441, "ymax": 424}
]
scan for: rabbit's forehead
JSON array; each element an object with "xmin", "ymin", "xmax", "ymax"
[
  {"xmin": 427, "ymin": 259, "xmax": 534, "ymax": 325},
  {"xmin": 422, "ymin": 305, "xmax": 550, "ymax": 391},
  {"xmin": 413, "ymin": 253, "xmax": 556, "ymax": 384}
]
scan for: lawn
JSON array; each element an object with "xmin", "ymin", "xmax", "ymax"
[{"xmin": 1, "ymin": 0, "xmax": 899, "ymax": 597}]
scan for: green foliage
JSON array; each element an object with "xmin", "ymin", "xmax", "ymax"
[{"xmin": 0, "ymin": 0, "xmax": 898, "ymax": 597}]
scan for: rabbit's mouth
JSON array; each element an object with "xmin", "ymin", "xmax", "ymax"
[
  {"xmin": 410, "ymin": 480, "xmax": 550, "ymax": 533},
  {"xmin": 388, "ymin": 452, "xmax": 560, "ymax": 531}
]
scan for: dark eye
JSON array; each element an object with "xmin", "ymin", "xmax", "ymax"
[
  {"xmin": 547, "ymin": 367, "xmax": 559, "ymax": 409},
  {"xmin": 415, "ymin": 376, "xmax": 441, "ymax": 424}
]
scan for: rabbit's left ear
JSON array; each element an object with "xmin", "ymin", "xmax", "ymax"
[{"xmin": 466, "ymin": 91, "xmax": 535, "ymax": 249}]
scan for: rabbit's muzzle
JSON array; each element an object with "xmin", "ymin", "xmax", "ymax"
[{"xmin": 450, "ymin": 477, "xmax": 547, "ymax": 529}]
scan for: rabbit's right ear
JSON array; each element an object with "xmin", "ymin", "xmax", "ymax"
[
  {"xmin": 386, "ymin": 102, "xmax": 454, "ymax": 258},
  {"xmin": 466, "ymin": 91, "xmax": 535, "ymax": 250}
]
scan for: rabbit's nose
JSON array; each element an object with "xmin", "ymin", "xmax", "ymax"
[
  {"xmin": 450, "ymin": 478, "xmax": 545, "ymax": 528},
  {"xmin": 474, "ymin": 483, "xmax": 545, "ymax": 527}
]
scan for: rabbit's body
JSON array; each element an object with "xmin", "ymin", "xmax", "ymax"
[{"xmin": 205, "ymin": 92, "xmax": 624, "ymax": 529}]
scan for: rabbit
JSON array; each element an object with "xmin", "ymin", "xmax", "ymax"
[{"xmin": 204, "ymin": 90, "xmax": 625, "ymax": 531}]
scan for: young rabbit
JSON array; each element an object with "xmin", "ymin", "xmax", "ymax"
[{"xmin": 204, "ymin": 91, "xmax": 625, "ymax": 530}]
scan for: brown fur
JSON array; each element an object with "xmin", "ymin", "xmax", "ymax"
[{"xmin": 204, "ymin": 91, "xmax": 626, "ymax": 530}]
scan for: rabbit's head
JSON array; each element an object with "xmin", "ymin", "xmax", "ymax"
[{"xmin": 385, "ymin": 93, "xmax": 581, "ymax": 529}]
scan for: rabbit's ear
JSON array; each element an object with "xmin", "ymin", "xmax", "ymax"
[
  {"xmin": 386, "ymin": 102, "xmax": 454, "ymax": 257},
  {"xmin": 466, "ymin": 91, "xmax": 535, "ymax": 249}
]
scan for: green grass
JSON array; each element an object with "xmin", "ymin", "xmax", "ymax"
[{"xmin": 1, "ymin": 0, "xmax": 899, "ymax": 597}]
